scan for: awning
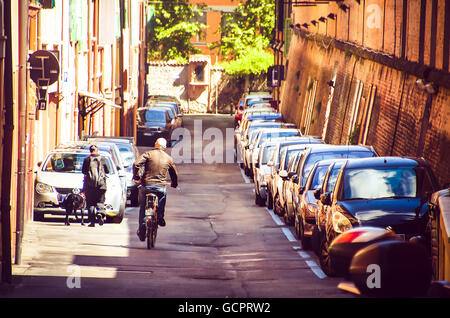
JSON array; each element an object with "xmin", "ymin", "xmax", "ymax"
[{"xmin": 78, "ymin": 90, "xmax": 121, "ymax": 118}]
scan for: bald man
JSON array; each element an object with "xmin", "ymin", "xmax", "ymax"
[{"xmin": 133, "ymin": 138, "xmax": 178, "ymax": 240}]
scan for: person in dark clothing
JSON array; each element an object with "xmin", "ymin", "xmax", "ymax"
[
  {"xmin": 82, "ymin": 145, "xmax": 110, "ymax": 227},
  {"xmin": 133, "ymin": 138, "xmax": 178, "ymax": 241}
]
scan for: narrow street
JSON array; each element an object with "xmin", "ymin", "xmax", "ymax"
[{"xmin": 0, "ymin": 116, "xmax": 351, "ymax": 298}]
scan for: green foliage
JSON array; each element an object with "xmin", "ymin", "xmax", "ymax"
[
  {"xmin": 210, "ymin": 0, "xmax": 275, "ymax": 76},
  {"xmin": 219, "ymin": 47, "xmax": 273, "ymax": 77},
  {"xmin": 147, "ymin": 1, "xmax": 207, "ymax": 62}
]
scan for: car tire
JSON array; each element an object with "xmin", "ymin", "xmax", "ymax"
[
  {"xmin": 274, "ymin": 194, "xmax": 284, "ymax": 216},
  {"xmin": 283, "ymin": 204, "xmax": 294, "ymax": 226},
  {"xmin": 33, "ymin": 212, "xmax": 44, "ymax": 222},
  {"xmin": 311, "ymin": 225, "xmax": 322, "ymax": 256},
  {"xmin": 319, "ymin": 236, "xmax": 336, "ymax": 277},
  {"xmin": 267, "ymin": 188, "xmax": 273, "ymax": 209},
  {"xmin": 299, "ymin": 216, "xmax": 312, "ymax": 250}
]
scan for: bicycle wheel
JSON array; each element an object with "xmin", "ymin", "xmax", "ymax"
[{"xmin": 146, "ymin": 223, "xmax": 154, "ymax": 249}]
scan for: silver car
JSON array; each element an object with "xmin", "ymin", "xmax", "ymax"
[{"xmin": 33, "ymin": 148, "xmax": 126, "ymax": 223}]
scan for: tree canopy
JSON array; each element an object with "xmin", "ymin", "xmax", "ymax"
[
  {"xmin": 147, "ymin": 0, "xmax": 207, "ymax": 63},
  {"xmin": 211, "ymin": 0, "xmax": 275, "ymax": 77}
]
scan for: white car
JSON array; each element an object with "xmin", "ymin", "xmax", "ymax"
[{"xmin": 33, "ymin": 148, "xmax": 126, "ymax": 223}]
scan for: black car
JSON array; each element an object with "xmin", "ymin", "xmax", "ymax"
[
  {"xmin": 318, "ymin": 156, "xmax": 440, "ymax": 276},
  {"xmin": 295, "ymin": 158, "xmax": 347, "ymax": 249},
  {"xmin": 136, "ymin": 107, "xmax": 175, "ymax": 147}
]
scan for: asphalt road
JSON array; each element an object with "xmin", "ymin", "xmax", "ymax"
[{"xmin": 1, "ymin": 115, "xmax": 352, "ymax": 300}]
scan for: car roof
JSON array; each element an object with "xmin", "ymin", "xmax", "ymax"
[
  {"xmin": 138, "ymin": 107, "xmax": 168, "ymax": 113},
  {"xmin": 305, "ymin": 144, "xmax": 375, "ymax": 153},
  {"xmin": 343, "ymin": 156, "xmax": 424, "ymax": 169}
]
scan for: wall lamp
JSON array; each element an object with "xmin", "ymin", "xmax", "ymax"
[
  {"xmin": 415, "ymin": 79, "xmax": 438, "ymax": 95},
  {"xmin": 311, "ymin": 20, "xmax": 317, "ymax": 26},
  {"xmin": 339, "ymin": 4, "xmax": 349, "ymax": 12},
  {"xmin": 327, "ymin": 13, "xmax": 336, "ymax": 20},
  {"xmin": 318, "ymin": 17, "xmax": 327, "ymax": 23},
  {"xmin": 355, "ymin": 0, "xmax": 361, "ymax": 4},
  {"xmin": 302, "ymin": 23, "xmax": 309, "ymax": 28}
]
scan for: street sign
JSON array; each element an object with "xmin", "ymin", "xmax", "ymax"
[{"xmin": 28, "ymin": 50, "xmax": 60, "ymax": 87}]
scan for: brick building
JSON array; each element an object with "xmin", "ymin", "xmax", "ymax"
[{"xmin": 275, "ymin": 0, "xmax": 450, "ymax": 186}]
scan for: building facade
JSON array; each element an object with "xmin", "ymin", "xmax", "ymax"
[
  {"xmin": 1, "ymin": 0, "xmax": 149, "ymax": 282},
  {"xmin": 275, "ymin": 0, "xmax": 450, "ymax": 187}
]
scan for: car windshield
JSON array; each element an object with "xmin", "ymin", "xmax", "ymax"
[
  {"xmin": 43, "ymin": 153, "xmax": 114, "ymax": 174},
  {"xmin": 144, "ymin": 110, "xmax": 166, "ymax": 122},
  {"xmin": 343, "ymin": 167, "xmax": 417, "ymax": 200},
  {"xmin": 303, "ymin": 151, "xmax": 374, "ymax": 177},
  {"xmin": 261, "ymin": 145, "xmax": 276, "ymax": 164},
  {"xmin": 325, "ymin": 163, "xmax": 344, "ymax": 192},
  {"xmin": 284, "ymin": 149, "xmax": 304, "ymax": 170},
  {"xmin": 310, "ymin": 165, "xmax": 330, "ymax": 190},
  {"xmin": 258, "ymin": 131, "xmax": 299, "ymax": 147},
  {"xmin": 115, "ymin": 144, "xmax": 135, "ymax": 167}
]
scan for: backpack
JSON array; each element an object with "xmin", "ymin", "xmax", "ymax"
[{"xmin": 85, "ymin": 156, "xmax": 106, "ymax": 189}]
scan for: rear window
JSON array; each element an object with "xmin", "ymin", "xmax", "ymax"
[
  {"xmin": 303, "ymin": 151, "xmax": 374, "ymax": 177},
  {"xmin": 143, "ymin": 110, "xmax": 166, "ymax": 122},
  {"xmin": 43, "ymin": 153, "xmax": 114, "ymax": 174}
]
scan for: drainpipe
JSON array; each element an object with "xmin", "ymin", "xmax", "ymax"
[
  {"xmin": 1, "ymin": 0, "xmax": 12, "ymax": 283},
  {"xmin": 15, "ymin": 0, "xmax": 29, "ymax": 265}
]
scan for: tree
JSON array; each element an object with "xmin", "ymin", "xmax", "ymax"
[
  {"xmin": 147, "ymin": 1, "xmax": 207, "ymax": 63},
  {"xmin": 211, "ymin": 0, "xmax": 275, "ymax": 78}
]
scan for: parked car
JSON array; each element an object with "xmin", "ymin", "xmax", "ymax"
[
  {"xmin": 254, "ymin": 140, "xmax": 280, "ymax": 206},
  {"xmin": 247, "ymin": 128, "xmax": 303, "ymax": 178},
  {"xmin": 147, "ymin": 100, "xmax": 184, "ymax": 128},
  {"xmin": 147, "ymin": 94, "xmax": 181, "ymax": 110},
  {"xmin": 286, "ymin": 145, "xmax": 378, "ymax": 226},
  {"xmin": 136, "ymin": 107, "xmax": 176, "ymax": 147},
  {"xmin": 312, "ymin": 160, "xmax": 347, "ymax": 255},
  {"xmin": 267, "ymin": 137, "xmax": 324, "ymax": 209},
  {"xmin": 56, "ymin": 141, "xmax": 128, "ymax": 196},
  {"xmin": 272, "ymin": 144, "xmax": 315, "ymax": 216},
  {"xmin": 294, "ymin": 158, "xmax": 347, "ymax": 249},
  {"xmin": 236, "ymin": 121, "xmax": 296, "ymax": 167},
  {"xmin": 318, "ymin": 156, "xmax": 440, "ymax": 276},
  {"xmin": 33, "ymin": 148, "xmax": 125, "ymax": 223}
]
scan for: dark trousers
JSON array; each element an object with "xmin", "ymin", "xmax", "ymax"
[
  {"xmin": 138, "ymin": 185, "xmax": 167, "ymax": 226},
  {"xmin": 85, "ymin": 187, "xmax": 106, "ymax": 223}
]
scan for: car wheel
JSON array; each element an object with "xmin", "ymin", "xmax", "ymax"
[
  {"xmin": 254, "ymin": 191, "xmax": 264, "ymax": 206},
  {"xmin": 274, "ymin": 194, "xmax": 284, "ymax": 216},
  {"xmin": 267, "ymin": 188, "xmax": 273, "ymax": 209},
  {"xmin": 311, "ymin": 225, "xmax": 322, "ymax": 256},
  {"xmin": 319, "ymin": 237, "xmax": 336, "ymax": 277},
  {"xmin": 299, "ymin": 216, "xmax": 312, "ymax": 250},
  {"xmin": 130, "ymin": 189, "xmax": 139, "ymax": 207},
  {"xmin": 33, "ymin": 212, "xmax": 44, "ymax": 222},
  {"xmin": 283, "ymin": 204, "xmax": 294, "ymax": 226}
]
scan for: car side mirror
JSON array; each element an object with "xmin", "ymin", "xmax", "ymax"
[
  {"xmin": 279, "ymin": 170, "xmax": 288, "ymax": 179},
  {"xmin": 267, "ymin": 161, "xmax": 273, "ymax": 167},
  {"xmin": 255, "ymin": 162, "xmax": 259, "ymax": 168},
  {"xmin": 37, "ymin": 161, "xmax": 42, "ymax": 167},
  {"xmin": 299, "ymin": 186, "xmax": 305, "ymax": 194},
  {"xmin": 314, "ymin": 189, "xmax": 321, "ymax": 200},
  {"xmin": 320, "ymin": 192, "xmax": 331, "ymax": 205}
]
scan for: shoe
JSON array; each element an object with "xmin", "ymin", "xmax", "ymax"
[
  {"xmin": 137, "ymin": 228, "xmax": 145, "ymax": 242},
  {"xmin": 88, "ymin": 223, "xmax": 95, "ymax": 227},
  {"xmin": 158, "ymin": 218, "xmax": 166, "ymax": 227},
  {"xmin": 97, "ymin": 215, "xmax": 104, "ymax": 226}
]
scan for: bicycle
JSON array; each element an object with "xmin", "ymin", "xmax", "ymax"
[{"xmin": 144, "ymin": 192, "xmax": 159, "ymax": 249}]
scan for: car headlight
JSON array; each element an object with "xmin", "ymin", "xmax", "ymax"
[
  {"xmin": 332, "ymin": 211, "xmax": 352, "ymax": 233},
  {"xmin": 36, "ymin": 182, "xmax": 54, "ymax": 194}
]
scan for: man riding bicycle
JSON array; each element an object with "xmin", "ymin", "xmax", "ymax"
[{"xmin": 133, "ymin": 138, "xmax": 178, "ymax": 241}]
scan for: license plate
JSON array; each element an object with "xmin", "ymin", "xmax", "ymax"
[{"xmin": 144, "ymin": 133, "xmax": 155, "ymax": 136}]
